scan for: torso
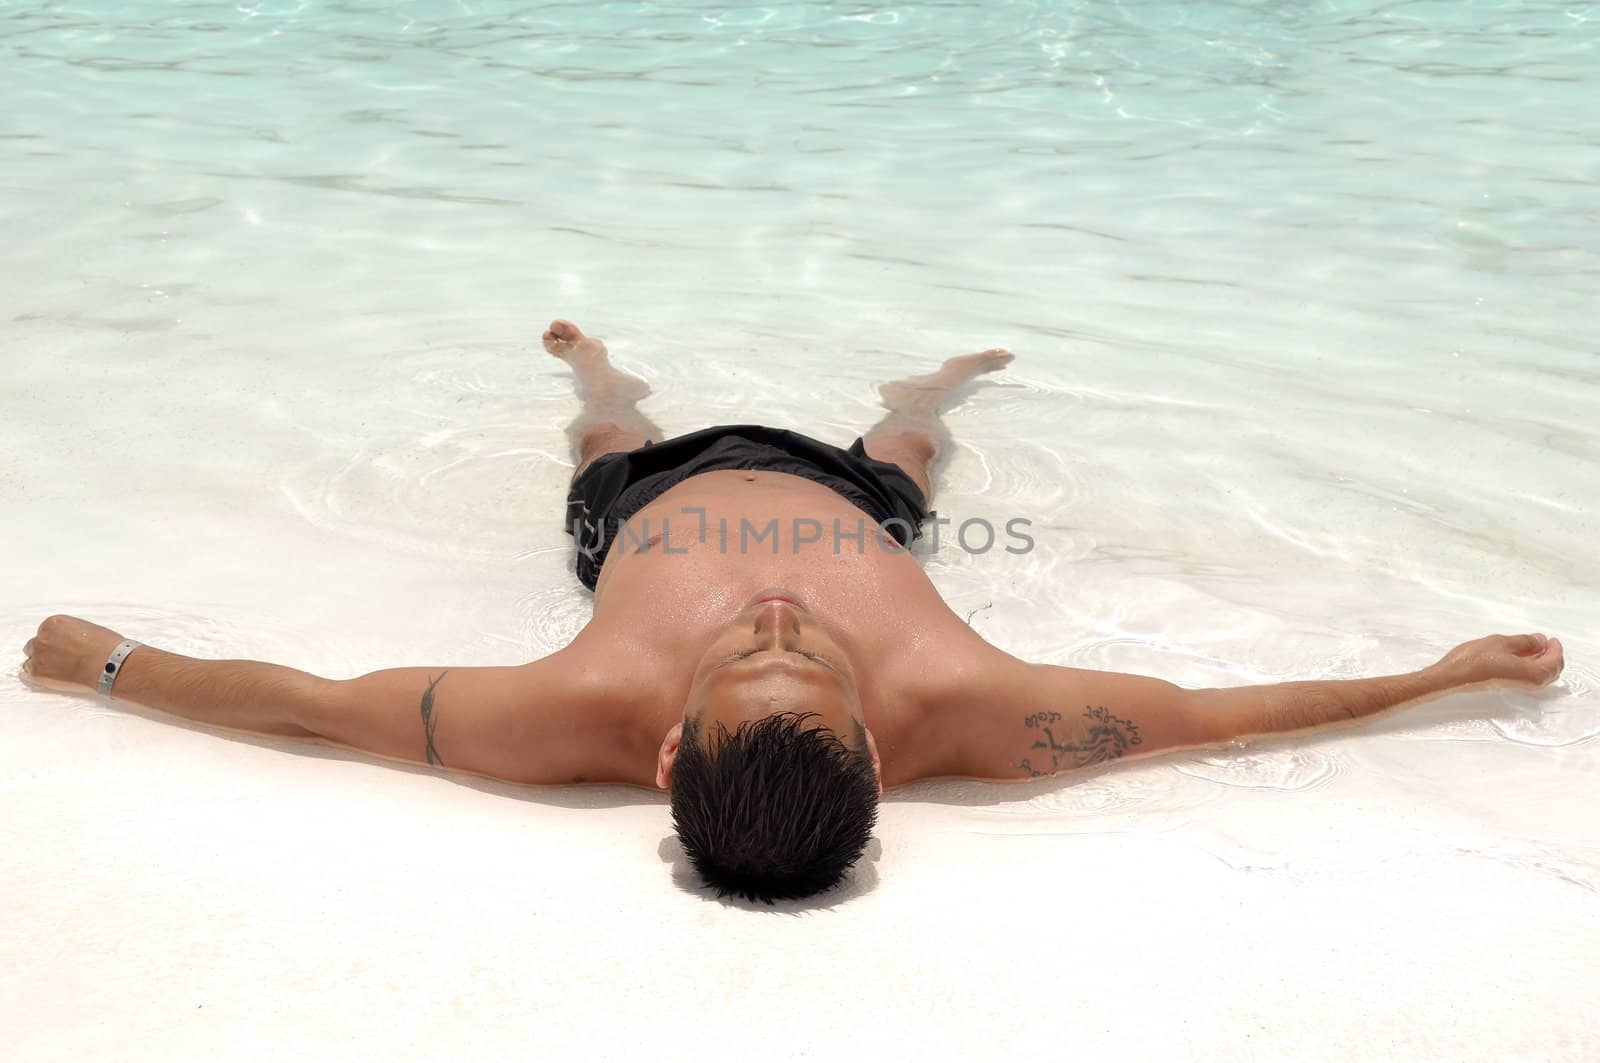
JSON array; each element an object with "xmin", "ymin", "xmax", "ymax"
[{"xmin": 565, "ymin": 469, "xmax": 998, "ymax": 787}]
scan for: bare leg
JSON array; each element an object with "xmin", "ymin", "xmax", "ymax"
[
  {"xmin": 863, "ymin": 347, "xmax": 1013, "ymax": 503},
  {"xmin": 543, "ymin": 319, "xmax": 664, "ymax": 478}
]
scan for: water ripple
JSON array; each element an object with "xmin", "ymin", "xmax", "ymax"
[
  {"xmin": 1489, "ymin": 664, "xmax": 1600, "ymax": 747},
  {"xmin": 514, "ymin": 584, "xmax": 593, "ymax": 653},
  {"xmin": 279, "ymin": 424, "xmax": 565, "ymax": 563},
  {"xmin": 1452, "ymin": 843, "xmax": 1600, "ymax": 897},
  {"xmin": 1005, "ymin": 764, "xmax": 1222, "ymax": 819},
  {"xmin": 1172, "ymin": 746, "xmax": 1344, "ymax": 792}
]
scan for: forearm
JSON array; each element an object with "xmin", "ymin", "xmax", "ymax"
[
  {"xmin": 1190, "ymin": 665, "xmax": 1455, "ymax": 741},
  {"xmin": 23, "ymin": 614, "xmax": 590, "ymax": 782},
  {"xmin": 110, "ymin": 644, "xmax": 328, "ymax": 738},
  {"xmin": 108, "ymin": 653, "xmax": 494, "ymax": 769}
]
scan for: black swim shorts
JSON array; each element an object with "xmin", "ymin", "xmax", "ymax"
[{"xmin": 564, "ymin": 424, "xmax": 931, "ymax": 590}]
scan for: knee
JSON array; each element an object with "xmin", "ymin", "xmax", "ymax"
[
  {"xmin": 901, "ymin": 431, "xmax": 938, "ymax": 465},
  {"xmin": 575, "ymin": 422, "xmax": 652, "ymax": 474},
  {"xmin": 575, "ymin": 421, "xmax": 627, "ymax": 456},
  {"xmin": 578, "ymin": 421, "xmax": 622, "ymax": 448}
]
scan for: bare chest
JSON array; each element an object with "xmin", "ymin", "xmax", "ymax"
[{"xmin": 585, "ymin": 471, "xmax": 976, "ymax": 771}]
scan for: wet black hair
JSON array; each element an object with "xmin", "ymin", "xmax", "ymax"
[{"xmin": 669, "ymin": 710, "xmax": 879, "ymax": 904}]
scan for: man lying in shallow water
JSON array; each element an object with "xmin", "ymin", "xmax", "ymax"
[{"xmin": 22, "ymin": 318, "xmax": 1567, "ymax": 903}]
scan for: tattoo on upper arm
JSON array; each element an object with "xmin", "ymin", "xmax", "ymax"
[
  {"xmin": 1018, "ymin": 705, "xmax": 1142, "ymax": 778},
  {"xmin": 420, "ymin": 670, "xmax": 449, "ymax": 767}
]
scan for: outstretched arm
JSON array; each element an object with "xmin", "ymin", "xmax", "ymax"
[
  {"xmin": 941, "ymin": 633, "xmax": 1565, "ymax": 781},
  {"xmin": 21, "ymin": 614, "xmax": 617, "ymax": 785}
]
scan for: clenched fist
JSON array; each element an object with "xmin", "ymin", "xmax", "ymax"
[
  {"xmin": 1433, "ymin": 633, "xmax": 1565, "ymax": 689},
  {"xmin": 21, "ymin": 615, "xmax": 127, "ymax": 695}
]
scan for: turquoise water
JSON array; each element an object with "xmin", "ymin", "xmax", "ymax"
[
  {"xmin": 4, "ymin": 1, "xmax": 1595, "ymax": 362},
  {"xmin": 4, "ymin": 3, "xmax": 1598, "ymax": 1060},
  {"xmin": 5, "ymin": 0, "xmax": 1596, "ymax": 667}
]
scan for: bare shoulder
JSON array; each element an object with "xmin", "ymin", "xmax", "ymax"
[
  {"xmin": 551, "ymin": 625, "xmax": 689, "ymax": 783},
  {"xmin": 872, "ymin": 631, "xmax": 1020, "ymax": 786}
]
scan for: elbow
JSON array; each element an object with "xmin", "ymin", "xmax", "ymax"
[
  {"xmin": 1183, "ymin": 688, "xmax": 1253, "ymax": 746},
  {"xmin": 288, "ymin": 675, "xmax": 345, "ymax": 739}
]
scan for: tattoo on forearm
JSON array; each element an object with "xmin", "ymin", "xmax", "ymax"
[
  {"xmin": 1018, "ymin": 705, "xmax": 1143, "ymax": 778},
  {"xmin": 421, "ymin": 671, "xmax": 449, "ymax": 767}
]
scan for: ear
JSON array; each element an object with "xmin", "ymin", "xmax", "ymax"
[
  {"xmin": 655, "ymin": 721, "xmax": 684, "ymax": 790},
  {"xmin": 865, "ymin": 727, "xmax": 883, "ymax": 795}
]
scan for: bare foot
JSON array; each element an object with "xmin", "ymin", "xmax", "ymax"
[
  {"xmin": 542, "ymin": 318, "xmax": 607, "ymax": 361},
  {"xmin": 880, "ymin": 347, "xmax": 1013, "ymax": 411},
  {"xmin": 542, "ymin": 318, "xmax": 649, "ymax": 401},
  {"xmin": 940, "ymin": 347, "xmax": 1015, "ymax": 378}
]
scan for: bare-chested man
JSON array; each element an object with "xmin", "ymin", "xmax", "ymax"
[{"xmin": 22, "ymin": 319, "xmax": 1567, "ymax": 903}]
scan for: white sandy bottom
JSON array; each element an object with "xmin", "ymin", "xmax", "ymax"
[{"xmin": 7, "ymin": 698, "xmax": 1596, "ymax": 1060}]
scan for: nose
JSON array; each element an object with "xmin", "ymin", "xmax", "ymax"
[{"xmin": 750, "ymin": 600, "xmax": 803, "ymax": 645}]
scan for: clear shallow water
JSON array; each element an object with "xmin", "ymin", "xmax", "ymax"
[{"xmin": 3, "ymin": 2, "xmax": 1598, "ymax": 1059}]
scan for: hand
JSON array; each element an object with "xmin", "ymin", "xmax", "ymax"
[
  {"xmin": 1433, "ymin": 633, "xmax": 1565, "ymax": 689},
  {"xmin": 21, "ymin": 615, "xmax": 127, "ymax": 695}
]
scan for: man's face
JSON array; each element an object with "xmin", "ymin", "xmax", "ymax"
[{"xmin": 655, "ymin": 587, "xmax": 881, "ymax": 790}]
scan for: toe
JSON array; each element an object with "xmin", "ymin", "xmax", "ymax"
[{"xmin": 975, "ymin": 350, "xmax": 1014, "ymax": 373}]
